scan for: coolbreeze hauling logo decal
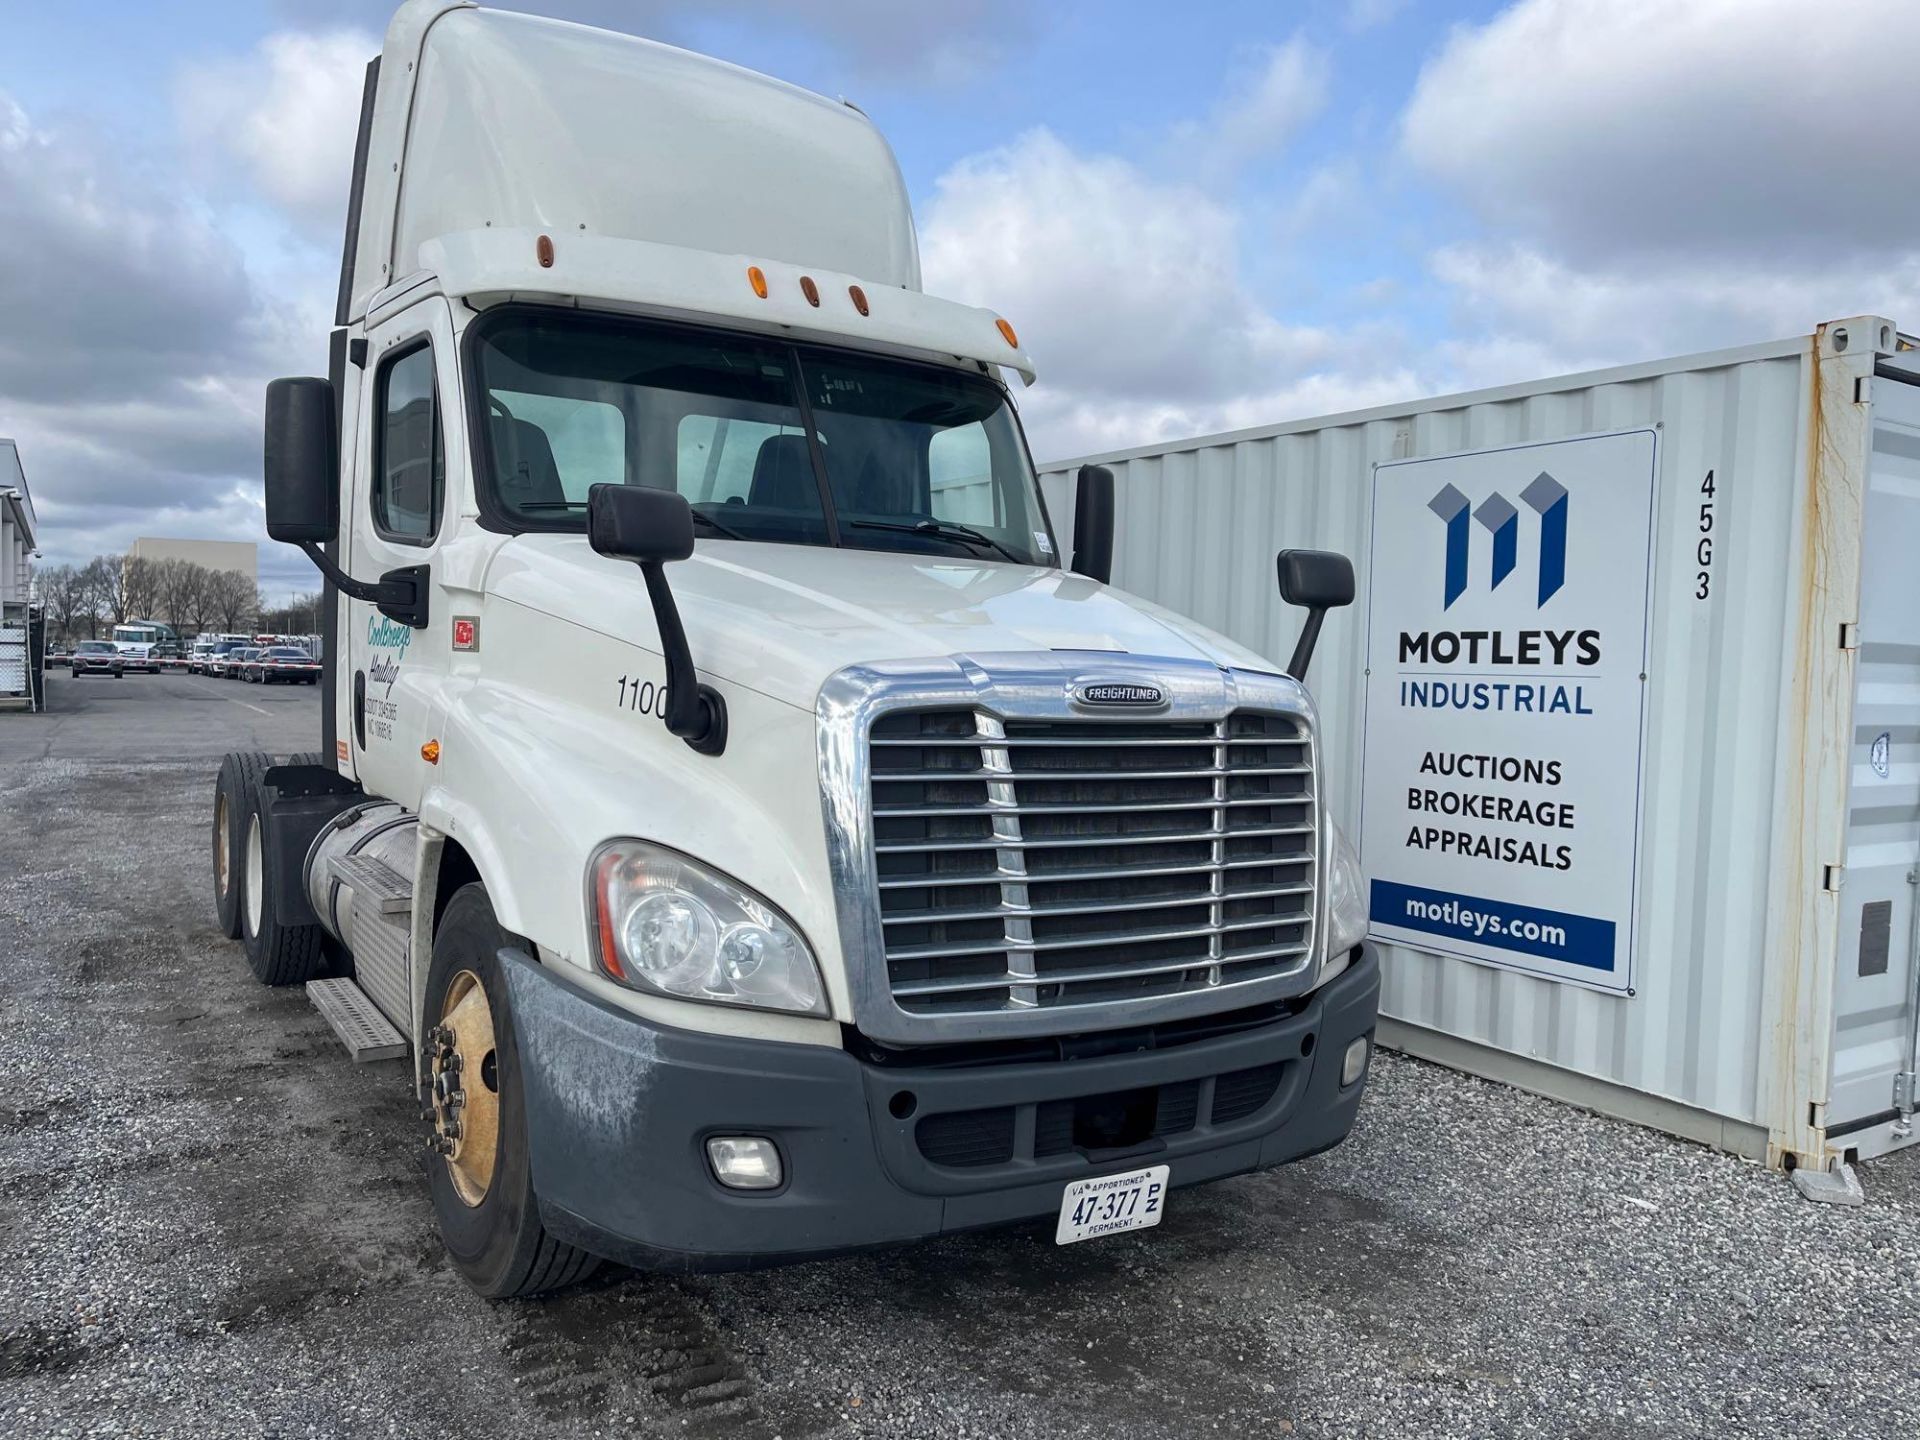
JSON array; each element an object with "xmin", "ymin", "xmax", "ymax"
[
  {"xmin": 363, "ymin": 615, "xmax": 411, "ymax": 744},
  {"xmin": 1358, "ymin": 430, "xmax": 1658, "ymax": 993}
]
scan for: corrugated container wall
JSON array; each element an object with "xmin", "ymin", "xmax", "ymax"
[{"xmin": 1038, "ymin": 316, "xmax": 1920, "ymax": 1170}]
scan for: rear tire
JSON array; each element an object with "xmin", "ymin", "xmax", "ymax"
[
  {"xmin": 236, "ymin": 760, "xmax": 327, "ymax": 985},
  {"xmin": 213, "ymin": 752, "xmax": 271, "ymax": 938},
  {"xmin": 424, "ymin": 884, "xmax": 600, "ymax": 1299}
]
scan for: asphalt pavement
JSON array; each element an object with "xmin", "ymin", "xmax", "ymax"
[{"xmin": 1, "ymin": 671, "xmax": 1916, "ymax": 1438}]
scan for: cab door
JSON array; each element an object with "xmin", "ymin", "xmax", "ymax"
[{"xmin": 343, "ymin": 299, "xmax": 460, "ymax": 810}]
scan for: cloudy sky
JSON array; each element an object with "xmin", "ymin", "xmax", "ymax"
[{"xmin": 5, "ymin": 0, "xmax": 1918, "ymax": 596}]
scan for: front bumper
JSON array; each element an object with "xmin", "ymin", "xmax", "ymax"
[{"xmin": 501, "ymin": 946, "xmax": 1379, "ymax": 1273}]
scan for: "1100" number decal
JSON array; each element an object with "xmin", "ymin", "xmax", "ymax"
[{"xmin": 615, "ymin": 675, "xmax": 670, "ymax": 720}]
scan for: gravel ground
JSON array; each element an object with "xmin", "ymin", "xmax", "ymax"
[{"xmin": 1, "ymin": 672, "xmax": 1916, "ymax": 1438}]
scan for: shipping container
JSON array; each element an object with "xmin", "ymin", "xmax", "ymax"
[{"xmin": 1038, "ymin": 315, "xmax": 1920, "ymax": 1175}]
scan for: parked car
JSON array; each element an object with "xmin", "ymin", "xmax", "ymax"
[
  {"xmin": 70, "ymin": 641, "xmax": 124, "ymax": 678},
  {"xmin": 46, "ymin": 647, "xmax": 72, "ymax": 668},
  {"xmin": 187, "ymin": 644, "xmax": 216, "ymax": 674},
  {"xmin": 206, "ymin": 642, "xmax": 251, "ymax": 678},
  {"xmin": 225, "ymin": 647, "xmax": 262, "ymax": 678},
  {"xmin": 243, "ymin": 646, "xmax": 321, "ymax": 685}
]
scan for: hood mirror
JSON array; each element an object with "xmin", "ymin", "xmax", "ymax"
[
  {"xmin": 1276, "ymin": 549, "xmax": 1354, "ymax": 681},
  {"xmin": 588, "ymin": 485, "xmax": 727, "ymax": 756}
]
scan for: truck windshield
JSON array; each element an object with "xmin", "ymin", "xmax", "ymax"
[{"xmin": 469, "ymin": 309, "xmax": 1056, "ymax": 565}]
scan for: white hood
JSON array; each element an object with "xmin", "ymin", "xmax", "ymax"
[{"xmin": 486, "ymin": 535, "xmax": 1285, "ymax": 711}]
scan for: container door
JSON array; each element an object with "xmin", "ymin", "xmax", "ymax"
[{"xmin": 1830, "ymin": 376, "xmax": 1920, "ymax": 1140}]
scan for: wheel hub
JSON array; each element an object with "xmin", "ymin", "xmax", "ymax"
[{"xmin": 427, "ymin": 970, "xmax": 501, "ymax": 1207}]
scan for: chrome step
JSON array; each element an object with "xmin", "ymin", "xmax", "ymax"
[
  {"xmin": 328, "ymin": 853, "xmax": 412, "ymax": 915},
  {"xmin": 307, "ymin": 977, "xmax": 408, "ymax": 1063}
]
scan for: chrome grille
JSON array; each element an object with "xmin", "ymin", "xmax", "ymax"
[{"xmin": 868, "ymin": 708, "xmax": 1316, "ymax": 1020}]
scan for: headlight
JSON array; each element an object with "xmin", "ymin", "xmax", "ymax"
[
  {"xmin": 1322, "ymin": 821, "xmax": 1368, "ymax": 974},
  {"xmin": 589, "ymin": 840, "xmax": 828, "ymax": 1016}
]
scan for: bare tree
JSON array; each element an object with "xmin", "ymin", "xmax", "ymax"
[
  {"xmin": 208, "ymin": 568, "xmax": 259, "ymax": 633},
  {"xmin": 154, "ymin": 559, "xmax": 208, "ymax": 636},
  {"xmin": 123, "ymin": 555, "xmax": 160, "ymax": 622},
  {"xmin": 259, "ymin": 591, "xmax": 323, "ymax": 637},
  {"xmin": 31, "ymin": 565, "xmax": 86, "ymax": 646},
  {"xmin": 182, "ymin": 563, "xmax": 216, "ymax": 639},
  {"xmin": 80, "ymin": 556, "xmax": 129, "ymax": 637}
]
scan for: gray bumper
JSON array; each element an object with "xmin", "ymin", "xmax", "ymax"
[{"xmin": 500, "ymin": 947, "xmax": 1380, "ymax": 1273}]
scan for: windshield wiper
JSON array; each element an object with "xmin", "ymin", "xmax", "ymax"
[
  {"xmin": 689, "ymin": 508, "xmax": 748, "ymax": 540},
  {"xmin": 849, "ymin": 518, "xmax": 1026, "ymax": 564}
]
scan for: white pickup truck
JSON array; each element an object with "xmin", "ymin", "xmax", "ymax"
[{"xmin": 213, "ymin": 0, "xmax": 1377, "ymax": 1297}]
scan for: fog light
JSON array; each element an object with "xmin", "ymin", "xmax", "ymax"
[
  {"xmin": 1341, "ymin": 1036, "xmax": 1370, "ymax": 1087},
  {"xmin": 706, "ymin": 1135, "xmax": 782, "ymax": 1190}
]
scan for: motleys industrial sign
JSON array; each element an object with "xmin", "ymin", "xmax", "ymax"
[{"xmin": 1358, "ymin": 429, "xmax": 1658, "ymax": 993}]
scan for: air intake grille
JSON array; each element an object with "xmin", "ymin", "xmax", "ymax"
[{"xmin": 869, "ymin": 708, "xmax": 1316, "ymax": 1022}]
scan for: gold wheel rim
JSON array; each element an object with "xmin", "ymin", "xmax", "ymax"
[
  {"xmin": 214, "ymin": 792, "xmax": 230, "ymax": 898},
  {"xmin": 432, "ymin": 970, "xmax": 501, "ymax": 1207}
]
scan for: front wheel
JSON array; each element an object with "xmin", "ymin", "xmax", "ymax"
[{"xmin": 423, "ymin": 884, "xmax": 600, "ymax": 1299}]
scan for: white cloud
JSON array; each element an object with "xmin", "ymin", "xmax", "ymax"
[
  {"xmin": 179, "ymin": 29, "xmax": 376, "ymax": 228},
  {"xmin": 1429, "ymin": 242, "xmax": 1920, "ymax": 378},
  {"xmin": 919, "ymin": 129, "xmax": 1421, "ymax": 460},
  {"xmin": 1346, "ymin": 0, "xmax": 1407, "ymax": 32},
  {"xmin": 1172, "ymin": 37, "xmax": 1330, "ymax": 181},
  {"xmin": 1402, "ymin": 0, "xmax": 1920, "ymax": 264},
  {"xmin": 270, "ymin": 0, "xmax": 1030, "ymax": 87},
  {"xmin": 0, "ymin": 91, "xmax": 319, "ymax": 577}
]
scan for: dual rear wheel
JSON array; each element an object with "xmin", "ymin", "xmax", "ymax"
[{"xmin": 209, "ymin": 760, "xmax": 595, "ymax": 1297}]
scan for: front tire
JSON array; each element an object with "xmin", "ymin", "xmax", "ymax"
[{"xmin": 424, "ymin": 884, "xmax": 600, "ymax": 1299}]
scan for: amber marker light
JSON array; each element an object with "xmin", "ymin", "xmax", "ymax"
[
  {"xmin": 800, "ymin": 275, "xmax": 821, "ymax": 307},
  {"xmin": 747, "ymin": 265, "xmax": 768, "ymax": 298},
  {"xmin": 849, "ymin": 284, "xmax": 869, "ymax": 316},
  {"xmin": 420, "ymin": 739, "xmax": 441, "ymax": 765},
  {"xmin": 536, "ymin": 234, "xmax": 555, "ymax": 268},
  {"xmin": 995, "ymin": 317, "xmax": 1019, "ymax": 348},
  {"xmin": 592, "ymin": 850, "xmax": 628, "ymax": 982}
]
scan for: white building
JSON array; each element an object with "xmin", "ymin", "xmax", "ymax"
[
  {"xmin": 1, "ymin": 439, "xmax": 36, "ymax": 706},
  {"xmin": 1, "ymin": 439, "xmax": 34, "ymax": 621},
  {"xmin": 127, "ymin": 536, "xmax": 257, "ymax": 584}
]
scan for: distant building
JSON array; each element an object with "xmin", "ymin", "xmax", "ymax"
[
  {"xmin": 1, "ymin": 439, "xmax": 36, "ymax": 623},
  {"xmin": 127, "ymin": 537, "xmax": 257, "ymax": 584}
]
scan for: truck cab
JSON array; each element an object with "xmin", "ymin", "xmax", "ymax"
[{"xmin": 216, "ymin": 0, "xmax": 1377, "ymax": 1296}]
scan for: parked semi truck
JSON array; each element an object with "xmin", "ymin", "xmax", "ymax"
[{"xmin": 213, "ymin": 0, "xmax": 1377, "ymax": 1296}]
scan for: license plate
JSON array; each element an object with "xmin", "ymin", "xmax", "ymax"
[{"xmin": 1054, "ymin": 1164, "xmax": 1169, "ymax": 1245}]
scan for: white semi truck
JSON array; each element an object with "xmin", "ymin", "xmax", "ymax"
[{"xmin": 214, "ymin": 0, "xmax": 1377, "ymax": 1296}]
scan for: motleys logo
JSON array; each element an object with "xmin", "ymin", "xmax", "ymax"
[
  {"xmin": 1428, "ymin": 471, "xmax": 1568, "ymax": 610},
  {"xmin": 1401, "ymin": 894, "xmax": 1568, "ymax": 949}
]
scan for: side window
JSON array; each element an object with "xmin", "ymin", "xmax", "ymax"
[
  {"xmin": 929, "ymin": 422, "xmax": 996, "ymax": 527},
  {"xmin": 374, "ymin": 344, "xmax": 443, "ymax": 543}
]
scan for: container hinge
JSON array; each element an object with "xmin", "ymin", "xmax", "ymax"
[
  {"xmin": 1823, "ymin": 864, "xmax": 1845, "ymax": 893},
  {"xmin": 1854, "ymin": 375, "xmax": 1872, "ymax": 404},
  {"xmin": 1839, "ymin": 622, "xmax": 1860, "ymax": 651},
  {"xmin": 1894, "ymin": 1070, "xmax": 1916, "ymax": 1114}
]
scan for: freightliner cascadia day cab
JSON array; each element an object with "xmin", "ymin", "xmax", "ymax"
[{"xmin": 213, "ymin": 0, "xmax": 1378, "ymax": 1296}]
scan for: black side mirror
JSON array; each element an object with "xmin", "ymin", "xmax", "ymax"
[
  {"xmin": 1070, "ymin": 464, "xmax": 1115, "ymax": 584},
  {"xmin": 588, "ymin": 485, "xmax": 726, "ymax": 756},
  {"xmin": 264, "ymin": 377, "xmax": 339, "ymax": 543},
  {"xmin": 1277, "ymin": 549, "xmax": 1354, "ymax": 681},
  {"xmin": 588, "ymin": 481, "xmax": 694, "ymax": 564},
  {"xmin": 266, "ymin": 375, "xmax": 429, "ymax": 628}
]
